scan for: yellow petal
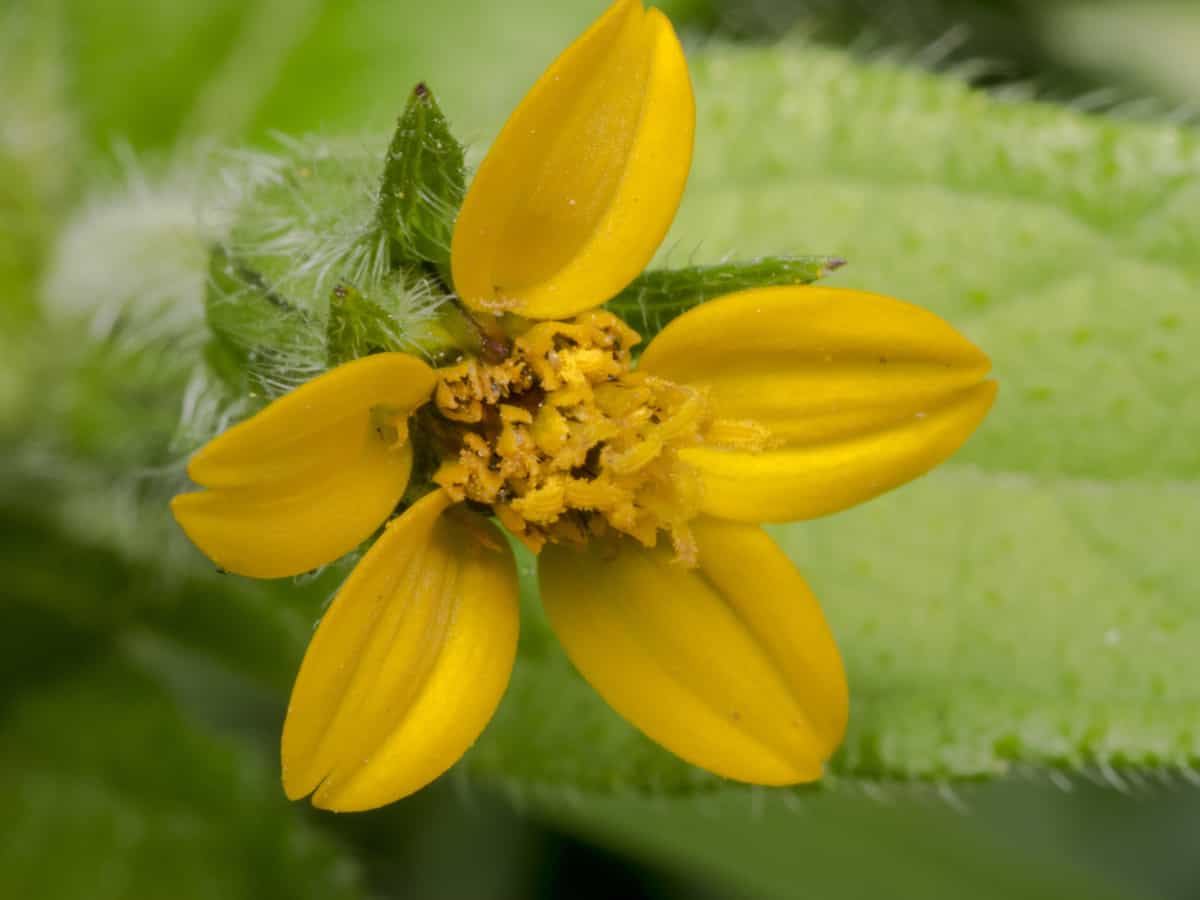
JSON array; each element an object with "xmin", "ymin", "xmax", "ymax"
[
  {"xmin": 282, "ymin": 490, "xmax": 520, "ymax": 812},
  {"xmin": 451, "ymin": 0, "xmax": 693, "ymax": 319},
  {"xmin": 540, "ymin": 518, "xmax": 847, "ymax": 784},
  {"xmin": 171, "ymin": 352, "xmax": 436, "ymax": 578},
  {"xmin": 639, "ymin": 286, "xmax": 997, "ymax": 522}
]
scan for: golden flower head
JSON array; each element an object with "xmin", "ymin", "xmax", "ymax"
[{"xmin": 172, "ymin": 0, "xmax": 995, "ymax": 812}]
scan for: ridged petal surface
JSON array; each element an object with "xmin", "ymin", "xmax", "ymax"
[
  {"xmin": 451, "ymin": 0, "xmax": 694, "ymax": 319},
  {"xmin": 639, "ymin": 286, "xmax": 997, "ymax": 522},
  {"xmin": 282, "ymin": 491, "xmax": 520, "ymax": 811},
  {"xmin": 540, "ymin": 518, "xmax": 847, "ymax": 784},
  {"xmin": 171, "ymin": 352, "xmax": 436, "ymax": 578}
]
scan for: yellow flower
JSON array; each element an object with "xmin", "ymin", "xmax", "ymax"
[{"xmin": 172, "ymin": 0, "xmax": 996, "ymax": 812}]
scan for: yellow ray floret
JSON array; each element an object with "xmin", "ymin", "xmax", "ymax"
[
  {"xmin": 282, "ymin": 490, "xmax": 520, "ymax": 811},
  {"xmin": 451, "ymin": 0, "xmax": 694, "ymax": 319},
  {"xmin": 639, "ymin": 286, "xmax": 997, "ymax": 522},
  {"xmin": 171, "ymin": 352, "xmax": 436, "ymax": 578},
  {"xmin": 540, "ymin": 516, "xmax": 847, "ymax": 784}
]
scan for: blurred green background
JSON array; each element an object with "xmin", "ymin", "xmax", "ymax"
[{"xmin": 4, "ymin": 1, "xmax": 1200, "ymax": 897}]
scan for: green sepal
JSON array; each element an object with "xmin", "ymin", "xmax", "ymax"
[
  {"xmin": 326, "ymin": 281, "xmax": 406, "ymax": 366},
  {"xmin": 204, "ymin": 245, "xmax": 325, "ymax": 401},
  {"xmin": 604, "ymin": 255, "xmax": 845, "ymax": 339},
  {"xmin": 377, "ymin": 83, "xmax": 466, "ymax": 281}
]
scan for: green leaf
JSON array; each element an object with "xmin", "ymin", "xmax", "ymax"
[
  {"xmin": 0, "ymin": 651, "xmax": 366, "ymax": 900},
  {"xmin": 377, "ymin": 83, "xmax": 466, "ymax": 277},
  {"xmin": 529, "ymin": 785, "xmax": 1154, "ymax": 900},
  {"xmin": 462, "ymin": 43, "xmax": 1200, "ymax": 785},
  {"xmin": 0, "ymin": 489, "xmax": 1176, "ymax": 898},
  {"xmin": 605, "ymin": 255, "xmax": 844, "ymax": 339},
  {"xmin": 662, "ymin": 43, "xmax": 1199, "ymax": 777}
]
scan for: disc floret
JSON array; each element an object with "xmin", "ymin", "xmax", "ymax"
[{"xmin": 432, "ymin": 310, "xmax": 718, "ymax": 563}]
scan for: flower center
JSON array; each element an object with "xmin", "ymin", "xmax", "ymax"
[{"xmin": 429, "ymin": 311, "xmax": 717, "ymax": 563}]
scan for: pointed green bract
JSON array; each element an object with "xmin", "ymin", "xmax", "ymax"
[
  {"xmin": 377, "ymin": 83, "xmax": 466, "ymax": 279},
  {"xmin": 605, "ymin": 255, "xmax": 843, "ymax": 339}
]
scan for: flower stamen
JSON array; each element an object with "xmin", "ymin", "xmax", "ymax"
[{"xmin": 431, "ymin": 311, "xmax": 715, "ymax": 563}]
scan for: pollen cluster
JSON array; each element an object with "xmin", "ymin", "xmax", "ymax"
[{"xmin": 431, "ymin": 311, "xmax": 709, "ymax": 563}]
